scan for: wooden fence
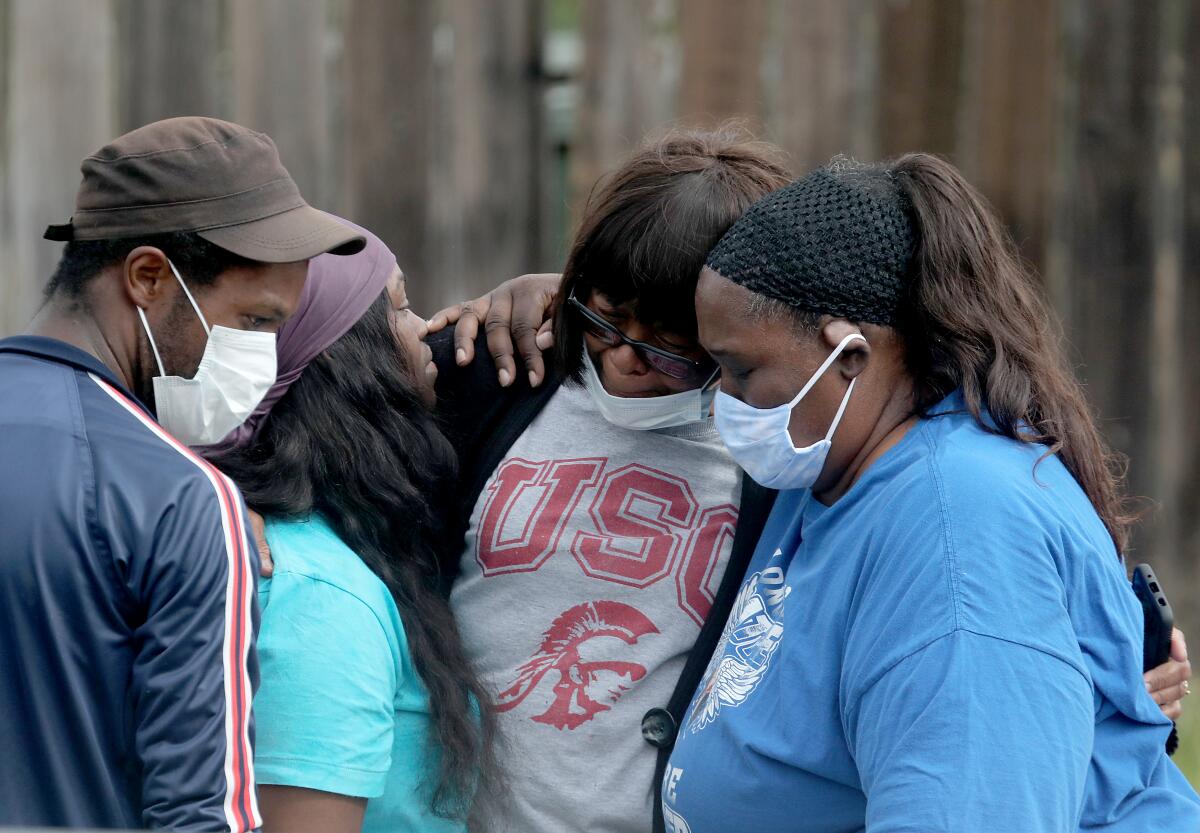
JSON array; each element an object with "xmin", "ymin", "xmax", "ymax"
[{"xmin": 0, "ymin": 0, "xmax": 1197, "ymax": 616}]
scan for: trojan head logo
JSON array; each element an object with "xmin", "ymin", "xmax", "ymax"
[{"xmin": 496, "ymin": 600, "xmax": 659, "ymax": 730}]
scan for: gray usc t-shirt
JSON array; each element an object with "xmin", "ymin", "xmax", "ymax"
[{"xmin": 451, "ymin": 381, "xmax": 741, "ymax": 832}]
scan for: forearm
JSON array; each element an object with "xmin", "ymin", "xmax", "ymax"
[{"xmin": 259, "ymin": 785, "xmax": 366, "ymax": 833}]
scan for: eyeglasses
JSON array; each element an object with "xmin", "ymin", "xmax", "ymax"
[{"xmin": 568, "ymin": 290, "xmax": 716, "ymax": 381}]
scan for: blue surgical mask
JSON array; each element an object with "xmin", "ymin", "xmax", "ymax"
[{"xmin": 714, "ymin": 333, "xmax": 865, "ymax": 490}]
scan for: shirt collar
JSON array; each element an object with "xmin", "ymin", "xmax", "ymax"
[{"xmin": 0, "ymin": 335, "xmax": 151, "ymax": 414}]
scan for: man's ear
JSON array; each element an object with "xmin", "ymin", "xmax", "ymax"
[
  {"xmin": 123, "ymin": 247, "xmax": 174, "ymax": 310},
  {"xmin": 819, "ymin": 317, "xmax": 870, "ymax": 380}
]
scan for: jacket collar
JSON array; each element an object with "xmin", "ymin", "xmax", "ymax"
[{"xmin": 0, "ymin": 335, "xmax": 151, "ymax": 414}]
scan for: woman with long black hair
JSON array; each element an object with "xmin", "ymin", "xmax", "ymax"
[
  {"xmin": 660, "ymin": 154, "xmax": 1200, "ymax": 830},
  {"xmin": 205, "ymin": 226, "xmax": 493, "ymax": 833}
]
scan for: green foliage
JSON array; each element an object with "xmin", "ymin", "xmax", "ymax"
[
  {"xmin": 545, "ymin": 0, "xmax": 579, "ymax": 32},
  {"xmin": 1176, "ymin": 705, "xmax": 1200, "ymax": 788}
]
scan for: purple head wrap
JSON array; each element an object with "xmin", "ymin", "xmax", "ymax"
[{"xmin": 205, "ymin": 218, "xmax": 396, "ymax": 451}]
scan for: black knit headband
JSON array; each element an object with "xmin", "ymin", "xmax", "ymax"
[{"xmin": 705, "ymin": 163, "xmax": 915, "ymax": 326}]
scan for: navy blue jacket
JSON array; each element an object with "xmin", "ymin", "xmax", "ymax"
[{"xmin": 0, "ymin": 336, "xmax": 261, "ymax": 831}]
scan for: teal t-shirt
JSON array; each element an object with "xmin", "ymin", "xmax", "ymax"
[{"xmin": 254, "ymin": 515, "xmax": 465, "ymax": 833}]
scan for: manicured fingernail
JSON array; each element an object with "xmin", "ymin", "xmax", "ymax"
[
  {"xmin": 529, "ymin": 371, "xmax": 538, "ymax": 387},
  {"xmin": 1146, "ymin": 681, "xmax": 1153, "ymax": 692},
  {"xmin": 499, "ymin": 368, "xmax": 512, "ymax": 386},
  {"xmin": 456, "ymin": 348, "xmax": 466, "ymax": 364}
]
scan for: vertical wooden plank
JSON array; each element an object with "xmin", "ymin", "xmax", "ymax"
[
  {"xmin": 342, "ymin": 0, "xmax": 434, "ymax": 303},
  {"xmin": 572, "ymin": 0, "xmax": 677, "ymax": 214},
  {"xmin": 678, "ymin": 0, "xmax": 766, "ymax": 124},
  {"xmin": 426, "ymin": 5, "xmax": 457, "ymax": 300},
  {"xmin": 876, "ymin": 0, "xmax": 965, "ymax": 158},
  {"xmin": 2, "ymin": 0, "xmax": 115, "ymax": 336},
  {"xmin": 1044, "ymin": 0, "xmax": 1084, "ymax": 322},
  {"xmin": 1064, "ymin": 1, "xmax": 1155, "ymax": 425},
  {"xmin": 958, "ymin": 0, "xmax": 1057, "ymax": 265},
  {"xmin": 423, "ymin": 0, "xmax": 543, "ymax": 310},
  {"xmin": 1180, "ymin": 0, "xmax": 1200, "ymax": 618},
  {"xmin": 539, "ymin": 5, "xmax": 581, "ymax": 268},
  {"xmin": 230, "ymin": 0, "xmax": 331, "ymax": 210},
  {"xmin": 952, "ymin": 0, "xmax": 986, "ymax": 177},
  {"xmin": 1148, "ymin": 0, "xmax": 1189, "ymax": 608},
  {"xmin": 1056, "ymin": 1, "xmax": 1159, "ymax": 560},
  {"xmin": 116, "ymin": 0, "xmax": 223, "ymax": 129},
  {"xmin": 769, "ymin": 0, "xmax": 850, "ymax": 169},
  {"xmin": 768, "ymin": 0, "xmax": 880, "ymax": 170}
]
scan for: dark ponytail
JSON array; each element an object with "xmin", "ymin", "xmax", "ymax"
[{"xmin": 888, "ymin": 153, "xmax": 1134, "ymax": 553}]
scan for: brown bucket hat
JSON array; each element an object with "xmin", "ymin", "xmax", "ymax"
[{"xmin": 44, "ymin": 116, "xmax": 365, "ymax": 262}]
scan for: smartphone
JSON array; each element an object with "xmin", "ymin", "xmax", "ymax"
[
  {"xmin": 1132, "ymin": 563, "xmax": 1178, "ymax": 755},
  {"xmin": 1133, "ymin": 564, "xmax": 1175, "ymax": 671}
]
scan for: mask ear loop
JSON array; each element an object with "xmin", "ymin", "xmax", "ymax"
[
  {"xmin": 166, "ymin": 258, "xmax": 211, "ymax": 335},
  {"xmin": 824, "ymin": 378, "xmax": 857, "ymax": 442},
  {"xmin": 700, "ymin": 364, "xmax": 723, "ymax": 417},
  {"xmin": 822, "ymin": 333, "xmax": 867, "ymax": 441},
  {"xmin": 136, "ymin": 306, "xmax": 167, "ymax": 378},
  {"xmin": 788, "ymin": 332, "xmax": 867, "ymax": 408}
]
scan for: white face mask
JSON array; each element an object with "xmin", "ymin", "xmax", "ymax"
[
  {"xmin": 714, "ymin": 333, "xmax": 865, "ymax": 490},
  {"xmin": 137, "ymin": 259, "xmax": 278, "ymax": 446},
  {"xmin": 581, "ymin": 344, "xmax": 718, "ymax": 431}
]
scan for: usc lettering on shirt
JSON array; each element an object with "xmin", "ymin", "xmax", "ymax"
[
  {"xmin": 475, "ymin": 456, "xmax": 737, "ymax": 625},
  {"xmin": 451, "ymin": 382, "xmax": 741, "ymax": 833}
]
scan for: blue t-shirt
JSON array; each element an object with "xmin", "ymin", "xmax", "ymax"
[
  {"xmin": 663, "ymin": 394, "xmax": 1199, "ymax": 832},
  {"xmin": 254, "ymin": 515, "xmax": 465, "ymax": 833}
]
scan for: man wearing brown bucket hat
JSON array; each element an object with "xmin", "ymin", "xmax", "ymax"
[{"xmin": 0, "ymin": 116, "xmax": 363, "ymax": 831}]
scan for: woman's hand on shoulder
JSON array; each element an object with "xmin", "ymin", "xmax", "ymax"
[
  {"xmin": 1145, "ymin": 628, "xmax": 1191, "ymax": 720},
  {"xmin": 427, "ymin": 273, "xmax": 560, "ymax": 388}
]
